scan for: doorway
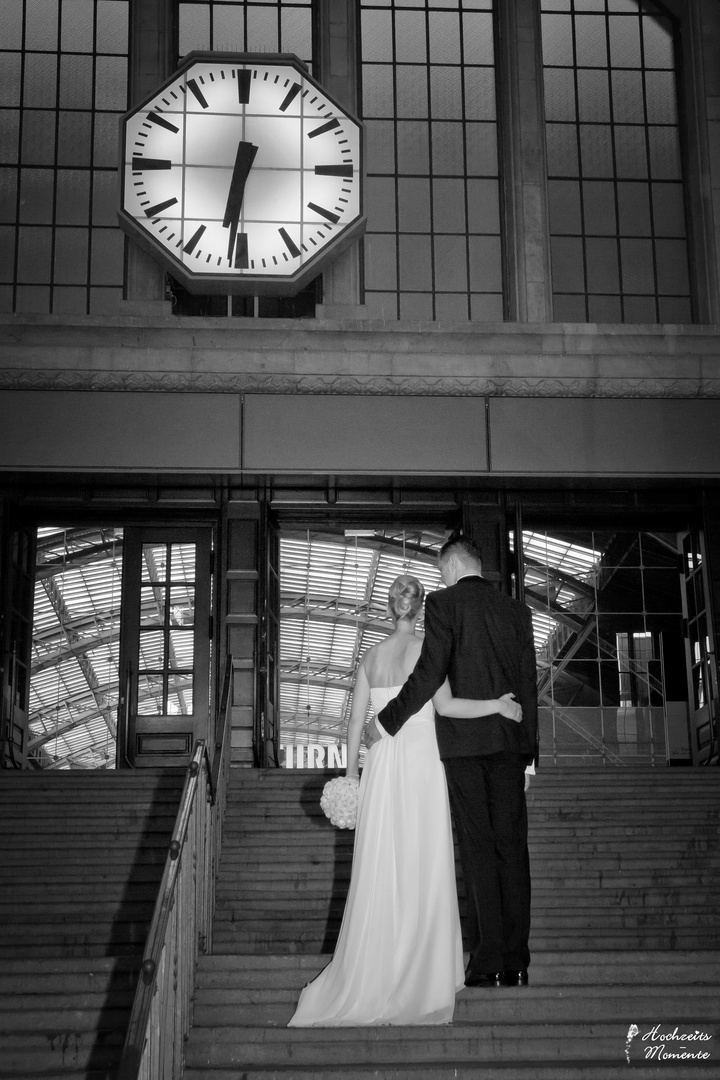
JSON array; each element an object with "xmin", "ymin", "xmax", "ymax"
[{"xmin": 277, "ymin": 526, "xmax": 446, "ymax": 766}]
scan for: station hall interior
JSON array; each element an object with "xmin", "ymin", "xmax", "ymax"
[{"xmin": 2, "ymin": 2, "xmax": 720, "ymax": 1076}]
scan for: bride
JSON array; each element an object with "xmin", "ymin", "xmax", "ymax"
[{"xmin": 288, "ymin": 574, "xmax": 523, "ymax": 1027}]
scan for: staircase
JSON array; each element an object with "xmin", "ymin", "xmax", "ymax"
[
  {"xmin": 184, "ymin": 766, "xmax": 720, "ymax": 1079},
  {"xmin": 0, "ymin": 770, "xmax": 185, "ymax": 1080}
]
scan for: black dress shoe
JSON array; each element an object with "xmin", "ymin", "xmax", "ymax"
[
  {"xmin": 464, "ymin": 970, "xmax": 502, "ymax": 988},
  {"xmin": 499, "ymin": 969, "xmax": 529, "ymax": 987}
]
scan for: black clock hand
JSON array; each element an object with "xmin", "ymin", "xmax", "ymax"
[{"xmin": 223, "ymin": 140, "xmax": 258, "ymax": 263}]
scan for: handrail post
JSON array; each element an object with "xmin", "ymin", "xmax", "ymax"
[{"xmin": 117, "ymin": 653, "xmax": 234, "ymax": 1080}]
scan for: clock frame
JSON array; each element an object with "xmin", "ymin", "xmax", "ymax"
[{"xmin": 118, "ymin": 52, "xmax": 365, "ymax": 296}]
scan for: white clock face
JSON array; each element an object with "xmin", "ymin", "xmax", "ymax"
[{"xmin": 119, "ymin": 53, "xmax": 365, "ymax": 294}]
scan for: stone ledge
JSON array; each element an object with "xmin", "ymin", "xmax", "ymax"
[{"xmin": 2, "ymin": 315, "xmax": 720, "ymax": 398}]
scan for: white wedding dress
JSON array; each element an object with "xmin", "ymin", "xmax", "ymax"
[{"xmin": 288, "ymin": 687, "xmax": 464, "ymax": 1027}]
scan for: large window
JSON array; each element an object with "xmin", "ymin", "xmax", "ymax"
[
  {"xmin": 175, "ymin": 0, "xmax": 317, "ymax": 317},
  {"xmin": 541, "ymin": 0, "xmax": 692, "ymax": 323},
  {"xmin": 0, "ymin": 0, "xmax": 128, "ymax": 315},
  {"xmin": 360, "ymin": 0, "xmax": 501, "ymax": 321}
]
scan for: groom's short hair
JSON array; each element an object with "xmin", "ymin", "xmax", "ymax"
[{"xmin": 439, "ymin": 535, "xmax": 483, "ymax": 567}]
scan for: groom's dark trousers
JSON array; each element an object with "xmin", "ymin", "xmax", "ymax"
[{"xmin": 377, "ymin": 575, "xmax": 538, "ymax": 975}]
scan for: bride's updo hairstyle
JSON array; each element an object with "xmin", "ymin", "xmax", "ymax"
[{"xmin": 388, "ymin": 575, "xmax": 424, "ymax": 623}]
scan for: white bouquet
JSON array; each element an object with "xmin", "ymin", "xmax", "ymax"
[{"xmin": 320, "ymin": 775, "xmax": 359, "ymax": 829}]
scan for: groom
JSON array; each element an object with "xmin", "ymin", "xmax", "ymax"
[{"xmin": 376, "ymin": 535, "xmax": 538, "ymax": 988}]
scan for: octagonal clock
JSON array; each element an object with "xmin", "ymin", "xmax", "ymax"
[{"xmin": 118, "ymin": 52, "xmax": 365, "ymax": 295}]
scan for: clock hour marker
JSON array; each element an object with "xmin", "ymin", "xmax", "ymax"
[
  {"xmin": 308, "ymin": 118, "xmax": 340, "ymax": 139},
  {"xmin": 145, "ymin": 197, "xmax": 178, "ymax": 218},
  {"xmin": 236, "ymin": 70, "xmax": 252, "ymax": 104},
  {"xmin": 315, "ymin": 164, "xmax": 353, "ymax": 178},
  {"xmin": 187, "ymin": 79, "xmax": 209, "ymax": 109},
  {"xmin": 234, "ymin": 234, "xmax": 249, "ymax": 269},
  {"xmin": 183, "ymin": 225, "xmax": 206, "ymax": 255},
  {"xmin": 279, "ymin": 228, "xmax": 301, "ymax": 259},
  {"xmin": 279, "ymin": 82, "xmax": 302, "ymax": 112},
  {"xmin": 308, "ymin": 202, "xmax": 340, "ymax": 224},
  {"xmin": 132, "ymin": 157, "xmax": 172, "ymax": 171},
  {"xmin": 146, "ymin": 111, "xmax": 179, "ymax": 134}
]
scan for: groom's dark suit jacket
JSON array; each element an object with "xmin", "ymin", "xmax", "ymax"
[{"xmin": 378, "ymin": 575, "xmax": 538, "ymax": 763}]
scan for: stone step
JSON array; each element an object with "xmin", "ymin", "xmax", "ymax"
[
  {"xmin": 191, "ymin": 988, "xmax": 716, "ymax": 1027},
  {"xmin": 182, "ymin": 1020, "xmax": 714, "ymax": 1068},
  {"xmin": 0, "ymin": 1030, "xmax": 123, "ymax": 1076},
  {"xmin": 0, "ymin": 957, "xmax": 139, "ymax": 995},
  {"xmin": 0, "ymin": 1002, "xmax": 130, "ymax": 1032},
  {"xmin": 211, "ymin": 930, "xmax": 720, "ymax": 952},
  {"xmin": 194, "ymin": 950, "xmax": 720, "ymax": 986},
  {"xmin": 183, "ymin": 1068, "xmax": 713, "ymax": 1080}
]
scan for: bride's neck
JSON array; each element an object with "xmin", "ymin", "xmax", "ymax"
[{"xmin": 391, "ymin": 619, "xmax": 417, "ymax": 638}]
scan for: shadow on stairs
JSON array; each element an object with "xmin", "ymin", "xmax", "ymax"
[{"xmin": 0, "ymin": 769, "xmax": 185, "ymax": 1080}]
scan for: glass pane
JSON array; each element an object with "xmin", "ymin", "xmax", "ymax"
[
  {"xmin": 179, "ymin": 3, "xmax": 210, "ymax": 52},
  {"xmin": 546, "ymin": 124, "xmax": 579, "ymax": 176},
  {"xmin": 56, "ymin": 171, "xmax": 90, "ymax": 224},
  {"xmin": 59, "ymin": 55, "xmax": 94, "ymax": 109},
  {"xmin": 95, "ymin": 56, "xmax": 127, "ymax": 110},
  {"xmin": 612, "ymin": 70, "xmax": 644, "ymax": 123},
  {"xmin": 24, "ymin": 55, "xmax": 58, "ymax": 108},
  {"xmin": 614, "ymin": 126, "xmax": 648, "ymax": 179},
  {"xmin": 25, "ymin": 0, "xmax": 59, "ymax": 48},
  {"xmin": 542, "ymin": 14, "xmax": 574, "ymax": 65},
  {"xmin": 169, "ymin": 585, "xmax": 195, "ymax": 625},
  {"xmin": 609, "ymin": 14, "xmax": 640, "ymax": 68},
  {"xmin": 430, "ymin": 67, "xmax": 463, "ymax": 120},
  {"xmin": 139, "ymin": 630, "xmax": 166, "ymax": 671},
  {"xmin": 362, "ymin": 10, "xmax": 394, "ymax": 62},
  {"xmin": 585, "ymin": 237, "xmax": 619, "ymax": 292},
  {"xmin": 395, "ymin": 11, "xmax": 427, "ymax": 63},
  {"xmin": 428, "ymin": 11, "xmax": 459, "ymax": 64},
  {"xmin": 21, "ymin": 112, "xmax": 56, "ymax": 165},
  {"xmin": 167, "ymin": 682, "xmax": 193, "ymax": 715},
  {"xmin": 19, "ymin": 171, "xmax": 54, "ymax": 223},
  {"xmin": 550, "ymin": 236, "xmax": 585, "ymax": 292},
  {"xmin": 462, "ymin": 12, "xmax": 494, "ymax": 65},
  {"xmin": 54, "ymin": 228, "xmax": 89, "ymax": 283},
  {"xmin": 645, "ymin": 70, "xmax": 677, "ymax": 124},
  {"xmin": 620, "ymin": 238, "xmax": 655, "ymax": 293},
  {"xmin": 642, "ymin": 16, "xmax": 673, "ymax": 69},
  {"xmin": 396, "ymin": 120, "xmax": 430, "ymax": 174},
  {"xmin": 575, "ymin": 15, "xmax": 607, "ymax": 68},
  {"xmin": 655, "ymin": 239, "xmax": 690, "ymax": 296},
  {"xmin": 396, "ymin": 66, "xmax": 428, "ymax": 118},
  {"xmin": 169, "ymin": 630, "xmax": 194, "ymax": 670},
  {"xmin": 463, "ymin": 67, "xmax": 496, "ymax": 121},
  {"xmin": 617, "ymin": 182, "xmax": 651, "ymax": 236},
  {"xmin": 137, "ymin": 674, "xmax": 164, "ymax": 715},
  {"xmin": 171, "ymin": 543, "xmax": 196, "ymax": 581},
  {"xmin": 548, "ymin": 180, "xmax": 581, "ymax": 234},
  {"xmin": 583, "ymin": 181, "xmax": 616, "ymax": 234},
  {"xmin": 245, "ymin": 7, "xmax": 279, "ymax": 52},
  {"xmin": 142, "ymin": 544, "xmax": 168, "ymax": 583},
  {"xmin": 398, "ymin": 178, "xmax": 431, "ymax": 232},
  {"xmin": 141, "ymin": 583, "xmax": 167, "ymax": 626},
  {"xmin": 96, "ymin": 1, "xmax": 129, "ymax": 54},
  {"xmin": 363, "ymin": 65, "xmax": 394, "ymax": 117},
  {"xmin": 580, "ymin": 125, "xmax": 613, "ymax": 177},
  {"xmin": 61, "ymin": 0, "xmax": 95, "ymax": 52},
  {"xmin": 544, "ymin": 69, "xmax": 576, "ymax": 122}
]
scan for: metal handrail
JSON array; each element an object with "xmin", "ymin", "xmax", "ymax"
[
  {"xmin": 117, "ymin": 655, "xmax": 234, "ymax": 1080},
  {"xmin": 117, "ymin": 741, "xmax": 206, "ymax": 1080}
]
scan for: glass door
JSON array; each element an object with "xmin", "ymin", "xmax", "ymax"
[
  {"xmin": 680, "ymin": 531, "xmax": 719, "ymax": 765},
  {"xmin": 0, "ymin": 520, "xmax": 35, "ymax": 768},
  {"xmin": 118, "ymin": 528, "xmax": 212, "ymax": 767}
]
